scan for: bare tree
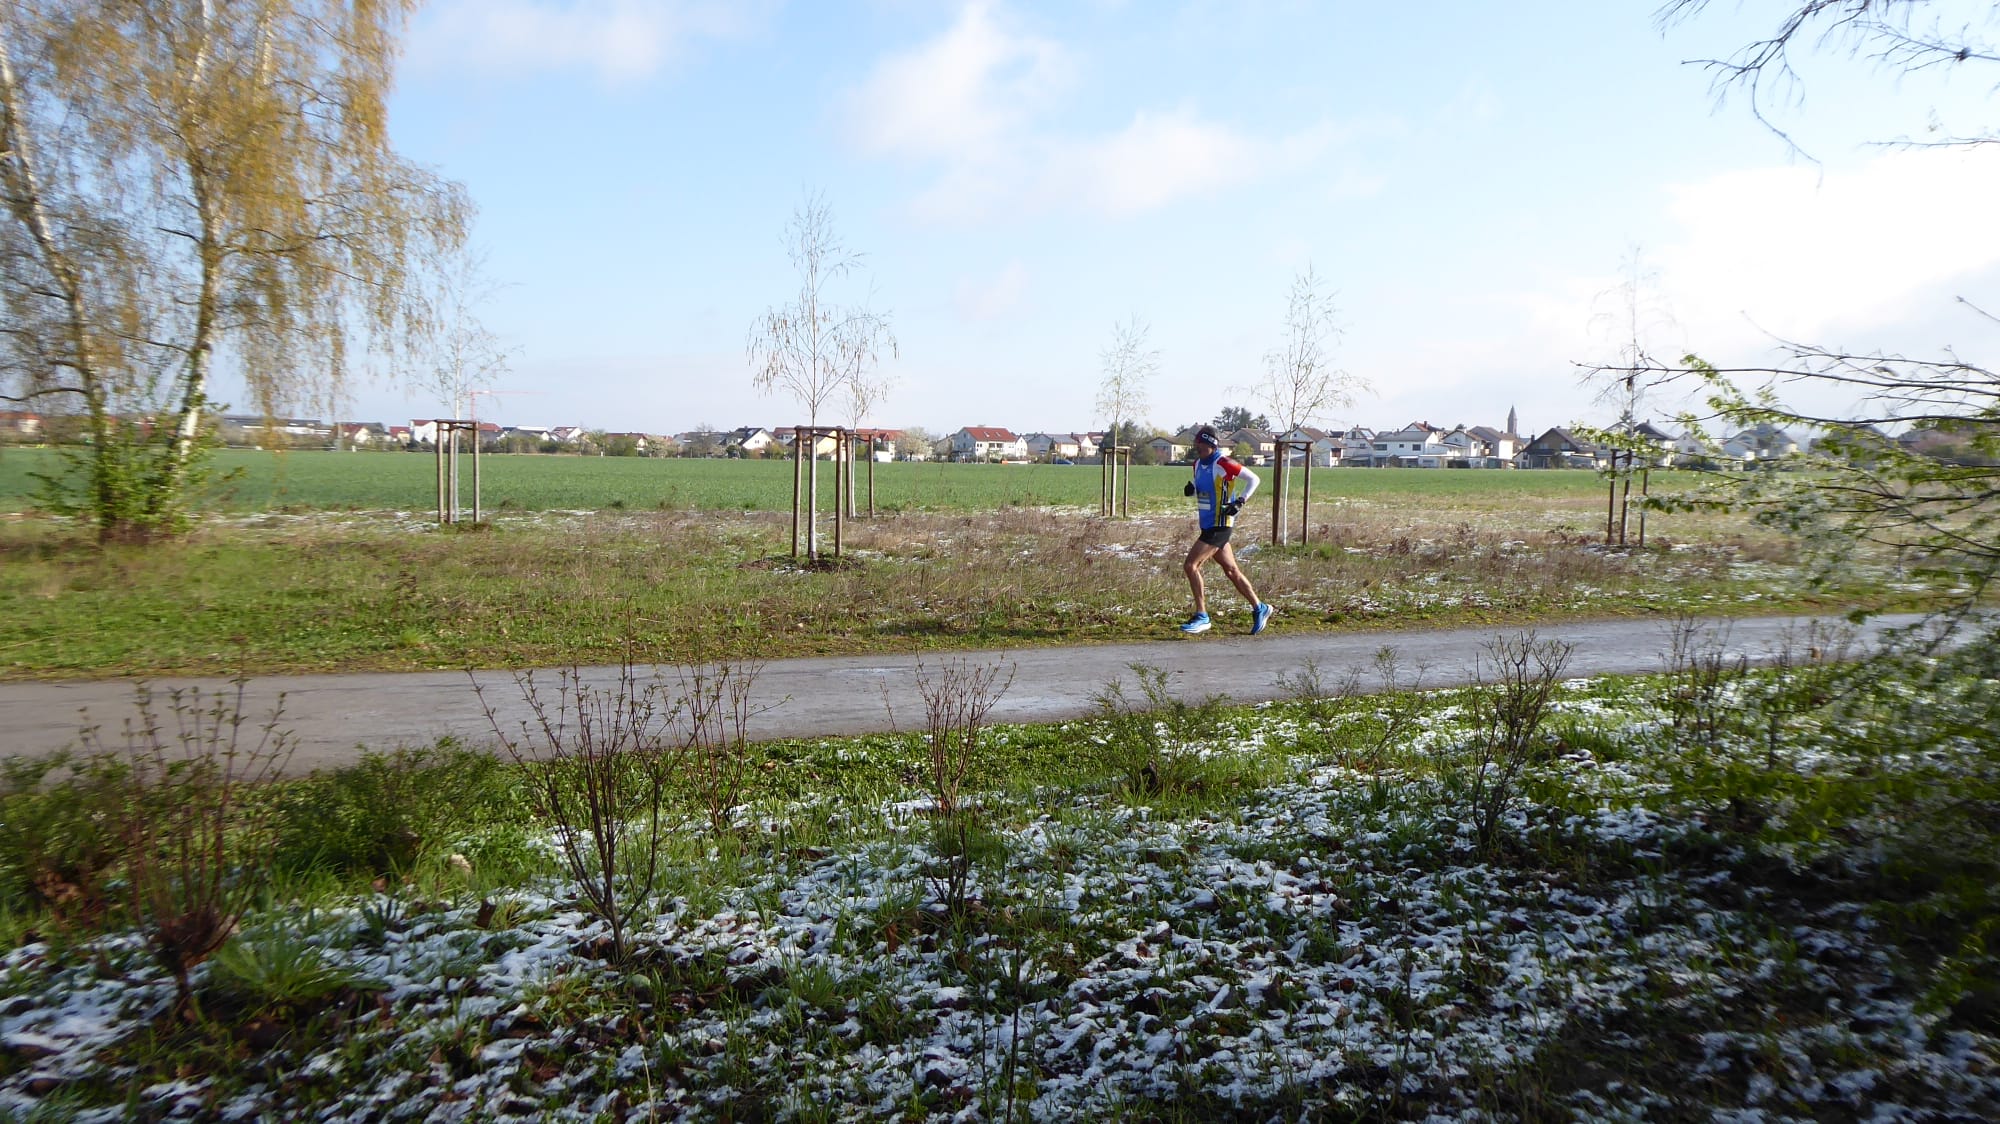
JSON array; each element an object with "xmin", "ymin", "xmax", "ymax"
[
  {"xmin": 417, "ymin": 245, "xmax": 514, "ymax": 421},
  {"xmin": 747, "ymin": 192, "xmax": 896, "ymax": 559},
  {"xmin": 1255, "ymin": 265, "xmax": 1360, "ymax": 436},
  {"xmin": 1581, "ymin": 245, "xmax": 1681, "ymax": 544},
  {"xmin": 1253, "ymin": 266, "xmax": 1364, "ymax": 541},
  {"xmin": 842, "ymin": 364, "xmax": 894, "ymax": 515},
  {"xmin": 1095, "ymin": 317, "xmax": 1158, "ymax": 515},
  {"xmin": 1660, "ymin": 0, "xmax": 2000, "ymax": 153},
  {"xmin": 0, "ymin": 0, "xmax": 467, "ymax": 540}
]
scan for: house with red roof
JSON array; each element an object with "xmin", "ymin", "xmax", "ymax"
[{"xmin": 948, "ymin": 426, "xmax": 1027, "ymax": 462}]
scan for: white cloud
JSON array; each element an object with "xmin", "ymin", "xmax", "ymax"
[
  {"xmin": 407, "ymin": 0, "xmax": 759, "ymax": 83},
  {"xmin": 848, "ymin": 2, "xmax": 1337, "ymax": 220},
  {"xmin": 1462, "ymin": 145, "xmax": 2000, "ymax": 430},
  {"xmin": 1656, "ymin": 145, "xmax": 2000, "ymax": 352},
  {"xmin": 848, "ymin": 0, "xmax": 1072, "ymax": 158}
]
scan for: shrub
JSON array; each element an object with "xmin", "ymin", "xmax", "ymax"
[
  {"xmin": 911, "ymin": 658, "xmax": 1015, "ymax": 818},
  {"xmin": 0, "ymin": 751, "xmax": 132, "ymax": 933},
  {"xmin": 672, "ymin": 662, "xmax": 766, "ymax": 837},
  {"xmin": 272, "ymin": 742, "xmax": 522, "ymax": 878},
  {"xmin": 90, "ymin": 681, "xmax": 293, "ymax": 1017},
  {"xmin": 1091, "ymin": 664, "xmax": 1231, "ymax": 798},
  {"xmin": 476, "ymin": 663, "xmax": 682, "ymax": 963},
  {"xmin": 1437, "ymin": 633, "xmax": 1572, "ymax": 853}
]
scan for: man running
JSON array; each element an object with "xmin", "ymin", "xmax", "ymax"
[{"xmin": 1180, "ymin": 426, "xmax": 1274, "ymax": 635}]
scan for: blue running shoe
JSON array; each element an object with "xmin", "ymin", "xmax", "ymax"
[
  {"xmin": 1252, "ymin": 602, "xmax": 1274, "ymax": 635},
  {"xmin": 1179, "ymin": 613, "xmax": 1211, "ymax": 634}
]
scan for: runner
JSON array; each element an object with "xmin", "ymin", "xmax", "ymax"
[{"xmin": 1179, "ymin": 426, "xmax": 1274, "ymax": 635}]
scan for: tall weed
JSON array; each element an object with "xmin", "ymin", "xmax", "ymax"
[
  {"xmin": 476, "ymin": 663, "xmax": 682, "ymax": 962},
  {"xmin": 89, "ymin": 681, "xmax": 294, "ymax": 1017},
  {"xmin": 1437, "ymin": 634, "xmax": 1573, "ymax": 853},
  {"xmin": 1091, "ymin": 664, "xmax": 1232, "ymax": 798}
]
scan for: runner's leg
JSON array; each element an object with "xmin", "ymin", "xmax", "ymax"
[
  {"xmin": 1215, "ymin": 543, "xmax": 1261, "ymax": 606},
  {"xmin": 1183, "ymin": 540, "xmax": 1219, "ymax": 616}
]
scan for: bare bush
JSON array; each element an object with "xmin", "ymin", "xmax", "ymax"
[
  {"xmin": 885, "ymin": 659, "xmax": 1017, "ymax": 920},
  {"xmin": 1363, "ymin": 647, "xmax": 1433, "ymax": 770},
  {"xmin": 88, "ymin": 681, "xmax": 294, "ymax": 1018},
  {"xmin": 912, "ymin": 659, "xmax": 1016, "ymax": 818},
  {"xmin": 1662, "ymin": 614, "xmax": 1750, "ymax": 748},
  {"xmin": 672, "ymin": 661, "xmax": 766, "ymax": 836},
  {"xmin": 475, "ymin": 663, "xmax": 682, "ymax": 963},
  {"xmin": 1274, "ymin": 657, "xmax": 1364, "ymax": 727},
  {"xmin": 1444, "ymin": 634, "xmax": 1573, "ymax": 852}
]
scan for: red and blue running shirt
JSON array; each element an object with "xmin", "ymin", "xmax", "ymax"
[{"xmin": 1192, "ymin": 452, "xmax": 1259, "ymax": 530}]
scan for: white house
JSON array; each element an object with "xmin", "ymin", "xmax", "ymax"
[
  {"xmin": 1275, "ymin": 427, "xmax": 1338, "ymax": 466},
  {"xmin": 725, "ymin": 426, "xmax": 779, "ymax": 455},
  {"xmin": 1024, "ymin": 432, "xmax": 1085, "ymax": 460},
  {"xmin": 1370, "ymin": 423, "xmax": 1453, "ymax": 467},
  {"xmin": 1627, "ymin": 421, "xmax": 1678, "ymax": 468},
  {"xmin": 950, "ymin": 426, "xmax": 1027, "ymax": 461},
  {"xmin": 1466, "ymin": 425, "xmax": 1518, "ymax": 464}
]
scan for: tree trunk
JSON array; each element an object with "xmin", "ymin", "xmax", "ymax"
[{"xmin": 0, "ymin": 37, "xmax": 120, "ymax": 537}]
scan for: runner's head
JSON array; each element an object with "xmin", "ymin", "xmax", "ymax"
[{"xmin": 1193, "ymin": 426, "xmax": 1221, "ymax": 455}]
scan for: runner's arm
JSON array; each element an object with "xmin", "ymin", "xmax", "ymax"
[{"xmin": 1224, "ymin": 460, "xmax": 1259, "ymax": 505}]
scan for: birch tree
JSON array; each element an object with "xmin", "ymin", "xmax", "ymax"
[
  {"xmin": 1094, "ymin": 316, "xmax": 1157, "ymax": 509},
  {"xmin": 1253, "ymin": 266, "xmax": 1363, "ymax": 541},
  {"xmin": 418, "ymin": 245, "xmax": 514, "ymax": 421},
  {"xmin": 747, "ymin": 193, "xmax": 896, "ymax": 558},
  {"xmin": 0, "ymin": 0, "xmax": 467, "ymax": 540},
  {"xmin": 1255, "ymin": 265, "xmax": 1361, "ymax": 438}
]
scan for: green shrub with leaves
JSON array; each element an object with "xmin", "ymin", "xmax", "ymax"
[
  {"xmin": 272, "ymin": 742, "xmax": 523, "ymax": 879},
  {"xmin": 0, "ymin": 751, "xmax": 132, "ymax": 932},
  {"xmin": 208, "ymin": 922, "xmax": 379, "ymax": 1018},
  {"xmin": 1091, "ymin": 664, "xmax": 1236, "ymax": 799}
]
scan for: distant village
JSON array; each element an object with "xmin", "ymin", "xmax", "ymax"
[{"xmin": 1, "ymin": 407, "xmax": 1981, "ymax": 470}]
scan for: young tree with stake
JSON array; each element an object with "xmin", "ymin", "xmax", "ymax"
[
  {"xmin": 1095, "ymin": 317, "xmax": 1158, "ymax": 515},
  {"xmin": 747, "ymin": 192, "xmax": 896, "ymax": 559},
  {"xmin": 1253, "ymin": 265, "xmax": 1364, "ymax": 541}
]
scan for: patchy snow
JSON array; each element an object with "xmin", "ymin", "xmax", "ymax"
[{"xmin": 0, "ymin": 686, "xmax": 1994, "ymax": 1121}]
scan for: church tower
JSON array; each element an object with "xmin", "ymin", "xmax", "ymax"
[{"xmin": 1506, "ymin": 405, "xmax": 1519, "ymax": 437}]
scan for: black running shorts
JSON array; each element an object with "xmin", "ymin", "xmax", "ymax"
[{"xmin": 1198, "ymin": 526, "xmax": 1233, "ymax": 547}]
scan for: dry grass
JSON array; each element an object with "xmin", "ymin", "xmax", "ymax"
[{"xmin": 0, "ymin": 496, "xmax": 1913, "ymax": 680}]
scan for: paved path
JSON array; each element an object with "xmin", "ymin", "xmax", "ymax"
[{"xmin": 0, "ymin": 613, "xmax": 1929, "ymax": 771}]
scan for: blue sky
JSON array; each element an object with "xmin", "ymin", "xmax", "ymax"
[{"xmin": 291, "ymin": 0, "xmax": 2000, "ymax": 439}]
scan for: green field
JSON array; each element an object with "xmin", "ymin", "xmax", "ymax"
[
  {"xmin": 0, "ymin": 447, "xmax": 1623, "ymax": 514},
  {"xmin": 0, "ymin": 449, "xmax": 1858, "ymax": 681}
]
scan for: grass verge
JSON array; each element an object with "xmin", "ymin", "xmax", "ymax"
[{"xmin": 0, "ymin": 630, "xmax": 1993, "ymax": 1119}]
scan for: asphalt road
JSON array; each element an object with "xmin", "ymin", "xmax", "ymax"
[{"xmin": 0, "ymin": 612, "xmax": 1931, "ymax": 771}]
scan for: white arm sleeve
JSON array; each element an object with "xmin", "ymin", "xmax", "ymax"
[{"xmin": 1234, "ymin": 465, "xmax": 1259, "ymax": 502}]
